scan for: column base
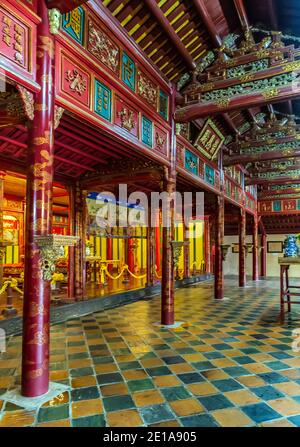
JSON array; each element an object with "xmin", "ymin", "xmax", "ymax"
[
  {"xmin": 0, "ymin": 382, "xmax": 70, "ymax": 410},
  {"xmin": 154, "ymin": 321, "xmax": 184, "ymax": 329}
]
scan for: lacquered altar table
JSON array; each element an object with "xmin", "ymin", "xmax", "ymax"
[{"xmin": 278, "ymin": 257, "xmax": 300, "ymax": 320}]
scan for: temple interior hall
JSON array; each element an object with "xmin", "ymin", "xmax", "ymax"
[{"xmin": 0, "ymin": 0, "xmax": 300, "ymax": 429}]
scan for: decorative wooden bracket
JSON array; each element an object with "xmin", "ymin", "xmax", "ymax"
[
  {"xmin": 221, "ymin": 244, "xmax": 231, "ymax": 261},
  {"xmin": 34, "ymin": 235, "xmax": 80, "ymax": 281}
]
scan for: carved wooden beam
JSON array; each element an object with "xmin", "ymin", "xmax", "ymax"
[
  {"xmin": 224, "ymin": 149, "xmax": 300, "ymax": 166},
  {"xmin": 143, "ymin": 0, "xmax": 196, "ymax": 71},
  {"xmin": 46, "ymin": 1, "xmax": 89, "ymax": 13},
  {"xmin": 246, "ymin": 174, "xmax": 300, "ymax": 185},
  {"xmin": 233, "ymin": 0, "xmax": 250, "ymax": 29},
  {"xmin": 175, "ymin": 28, "xmax": 300, "ymax": 123},
  {"xmin": 175, "ymin": 84, "xmax": 300, "ymax": 122},
  {"xmin": 248, "ymin": 159, "xmax": 300, "ymax": 174},
  {"xmin": 192, "ymin": 0, "xmax": 222, "ymax": 47},
  {"xmin": 230, "ymin": 135, "xmax": 300, "ymax": 151},
  {"xmin": 259, "ymin": 185, "xmax": 300, "ymax": 197},
  {"xmin": 223, "ymin": 113, "xmax": 239, "ymax": 134},
  {"xmin": 81, "ymin": 160, "xmax": 164, "ymax": 190}
]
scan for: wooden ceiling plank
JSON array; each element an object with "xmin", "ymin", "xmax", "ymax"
[
  {"xmin": 142, "ymin": 0, "xmax": 196, "ymax": 70},
  {"xmin": 192, "ymin": 0, "xmax": 222, "ymax": 47}
]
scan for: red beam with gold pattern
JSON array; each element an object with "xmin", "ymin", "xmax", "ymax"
[{"xmin": 175, "ymin": 84, "xmax": 300, "ymax": 122}]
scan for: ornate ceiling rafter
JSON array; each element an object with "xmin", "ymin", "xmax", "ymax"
[
  {"xmin": 229, "ymin": 114, "xmax": 299, "ymax": 150},
  {"xmin": 175, "ymin": 29, "xmax": 300, "ymax": 122},
  {"xmin": 248, "ymin": 157, "xmax": 300, "ymax": 174},
  {"xmin": 246, "ymin": 169, "xmax": 300, "ymax": 185},
  {"xmin": 224, "ymin": 114, "xmax": 300, "ymax": 167}
]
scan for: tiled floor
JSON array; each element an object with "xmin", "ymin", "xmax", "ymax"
[{"xmin": 1, "ymin": 278, "xmax": 300, "ymax": 427}]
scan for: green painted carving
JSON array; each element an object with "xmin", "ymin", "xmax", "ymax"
[
  {"xmin": 255, "ymin": 112, "xmax": 266, "ymax": 124},
  {"xmin": 240, "ymin": 140, "xmax": 299, "ymax": 155},
  {"xmin": 202, "ymin": 72, "xmax": 297, "ymax": 103},
  {"xmin": 224, "ymin": 135, "xmax": 233, "ymax": 145},
  {"xmin": 270, "ymin": 183, "xmax": 300, "ymax": 191},
  {"xmin": 222, "ymin": 33, "xmax": 239, "ymax": 49},
  {"xmin": 254, "ymin": 169, "xmax": 300, "ymax": 179},
  {"xmin": 227, "ymin": 59, "xmax": 269, "ymax": 79},
  {"xmin": 259, "ymin": 194, "xmax": 300, "ymax": 200},
  {"xmin": 196, "ymin": 51, "xmax": 215, "ymax": 73},
  {"xmin": 177, "ymin": 51, "xmax": 215, "ymax": 90},
  {"xmin": 237, "ymin": 122, "xmax": 251, "ymax": 134},
  {"xmin": 177, "ymin": 73, "xmax": 191, "ymax": 91}
]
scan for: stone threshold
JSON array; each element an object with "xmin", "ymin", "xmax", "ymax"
[{"xmin": 0, "ymin": 274, "xmax": 212, "ymax": 336}]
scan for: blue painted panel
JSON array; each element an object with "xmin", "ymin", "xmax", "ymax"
[
  {"xmin": 94, "ymin": 80, "xmax": 112, "ymax": 121},
  {"xmin": 122, "ymin": 52, "xmax": 136, "ymax": 91},
  {"xmin": 185, "ymin": 150, "xmax": 198, "ymax": 175},
  {"xmin": 159, "ymin": 90, "xmax": 169, "ymax": 120},
  {"xmin": 62, "ymin": 7, "xmax": 85, "ymax": 45},
  {"xmin": 205, "ymin": 165, "xmax": 215, "ymax": 185},
  {"xmin": 142, "ymin": 116, "xmax": 153, "ymax": 147},
  {"xmin": 273, "ymin": 200, "xmax": 282, "ymax": 212}
]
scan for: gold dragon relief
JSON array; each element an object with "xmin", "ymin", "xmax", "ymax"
[
  {"xmin": 26, "ymin": 359, "xmax": 49, "ymax": 380},
  {"xmin": 30, "ymin": 218, "xmax": 48, "ymax": 233},
  {"xmin": 41, "ymin": 149, "xmax": 54, "ymax": 168},
  {"xmin": 33, "ymin": 131, "xmax": 53, "ymax": 147},
  {"xmin": 28, "ymin": 325, "xmax": 49, "ymax": 346},
  {"xmin": 31, "ymin": 162, "xmax": 48, "ymax": 177},
  {"xmin": 32, "ymin": 177, "xmax": 51, "ymax": 191},
  {"xmin": 37, "ymin": 36, "xmax": 55, "ymax": 60}
]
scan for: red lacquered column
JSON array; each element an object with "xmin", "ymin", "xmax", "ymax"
[
  {"xmin": 0, "ymin": 171, "xmax": 6, "ymax": 287},
  {"xmin": 239, "ymin": 208, "xmax": 246, "ymax": 287},
  {"xmin": 74, "ymin": 183, "xmax": 86, "ymax": 300},
  {"xmin": 261, "ymin": 233, "xmax": 267, "ymax": 278},
  {"xmin": 107, "ymin": 236, "xmax": 113, "ymax": 272},
  {"xmin": 147, "ymin": 211, "xmax": 155, "ymax": 286},
  {"xmin": 67, "ymin": 184, "xmax": 75, "ymax": 300},
  {"xmin": 21, "ymin": 0, "xmax": 55, "ymax": 397},
  {"xmin": 252, "ymin": 215, "xmax": 259, "ymax": 281},
  {"xmin": 128, "ymin": 238, "xmax": 135, "ymax": 273},
  {"xmin": 204, "ymin": 215, "xmax": 211, "ymax": 274},
  {"xmin": 155, "ymin": 211, "xmax": 161, "ymax": 273},
  {"xmin": 161, "ymin": 171, "xmax": 176, "ymax": 325},
  {"xmin": 183, "ymin": 220, "xmax": 190, "ymax": 279},
  {"xmin": 214, "ymin": 196, "xmax": 224, "ymax": 300}
]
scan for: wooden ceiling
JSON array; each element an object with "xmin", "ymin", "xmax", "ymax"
[
  {"xmin": 102, "ymin": 0, "xmax": 233, "ymax": 83},
  {"xmin": 101, "ymin": 0, "xmax": 257, "ymax": 142},
  {"xmin": 0, "ymin": 112, "xmax": 148, "ymax": 179}
]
